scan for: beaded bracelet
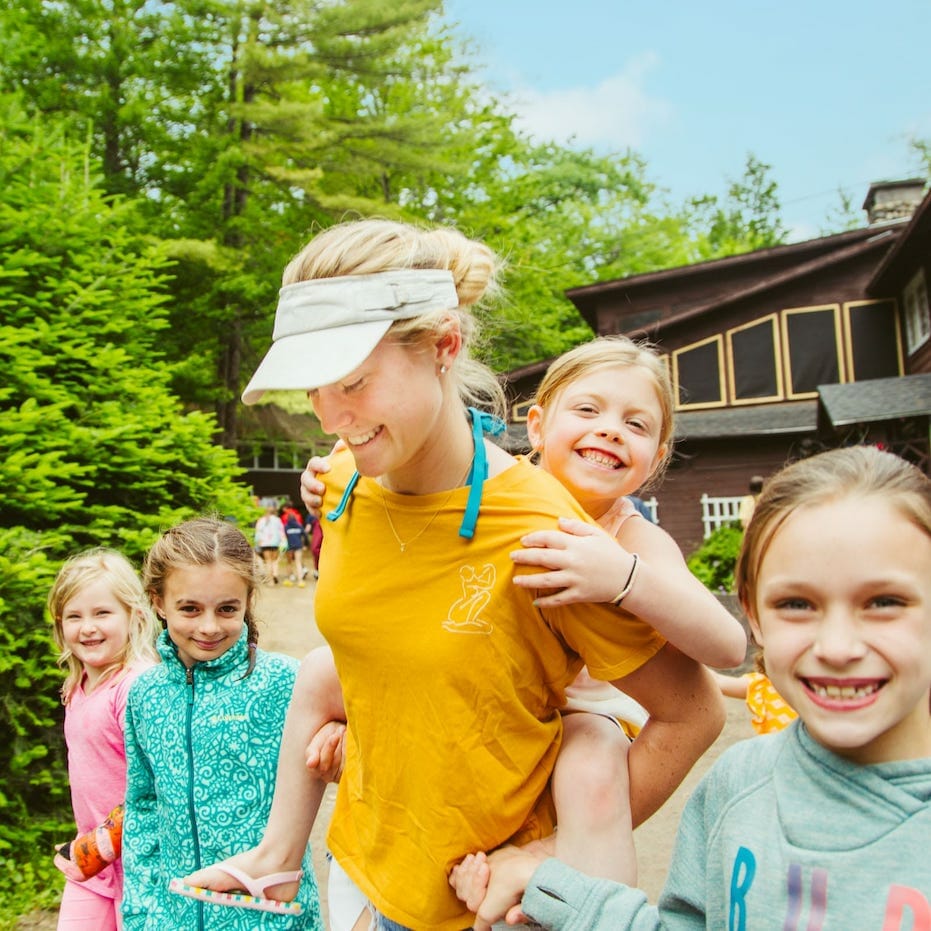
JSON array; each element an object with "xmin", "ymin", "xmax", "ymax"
[{"xmin": 611, "ymin": 553, "xmax": 640, "ymax": 607}]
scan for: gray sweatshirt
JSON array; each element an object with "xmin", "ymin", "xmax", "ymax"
[{"xmin": 522, "ymin": 722, "xmax": 931, "ymax": 929}]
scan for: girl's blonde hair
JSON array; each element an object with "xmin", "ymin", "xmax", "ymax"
[
  {"xmin": 736, "ymin": 445, "xmax": 931, "ymax": 616},
  {"xmin": 533, "ymin": 336, "xmax": 676, "ymax": 488},
  {"xmin": 48, "ymin": 548, "xmax": 160, "ymax": 703},
  {"xmin": 143, "ymin": 516, "xmax": 261, "ymax": 676},
  {"xmin": 284, "ymin": 219, "xmax": 507, "ymax": 421}
]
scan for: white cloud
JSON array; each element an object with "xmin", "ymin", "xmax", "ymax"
[{"xmin": 507, "ymin": 52, "xmax": 671, "ymax": 151}]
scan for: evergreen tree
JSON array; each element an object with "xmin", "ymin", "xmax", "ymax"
[{"xmin": 0, "ymin": 98, "xmax": 254, "ymax": 884}]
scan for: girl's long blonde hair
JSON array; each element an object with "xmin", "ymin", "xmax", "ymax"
[{"xmin": 48, "ymin": 548, "xmax": 160, "ymax": 703}]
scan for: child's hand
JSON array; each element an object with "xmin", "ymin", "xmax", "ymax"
[
  {"xmin": 449, "ymin": 846, "xmax": 541, "ymax": 930},
  {"xmin": 511, "ymin": 517, "xmax": 636, "ymax": 608},
  {"xmin": 300, "ymin": 443, "xmax": 341, "ymax": 517},
  {"xmin": 54, "ymin": 840, "xmax": 87, "ymax": 883},
  {"xmin": 305, "ymin": 720, "xmax": 346, "ymax": 783}
]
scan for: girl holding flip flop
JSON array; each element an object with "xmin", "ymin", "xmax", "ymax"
[{"xmin": 120, "ymin": 516, "xmax": 323, "ymax": 929}]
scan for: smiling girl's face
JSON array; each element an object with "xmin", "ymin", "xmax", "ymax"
[
  {"xmin": 152, "ymin": 563, "xmax": 248, "ymax": 668},
  {"xmin": 527, "ymin": 364, "xmax": 667, "ymax": 520},
  {"xmin": 749, "ymin": 494, "xmax": 931, "ymax": 765}
]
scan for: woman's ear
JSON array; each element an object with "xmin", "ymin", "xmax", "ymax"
[
  {"xmin": 526, "ymin": 405, "xmax": 545, "ymax": 454},
  {"xmin": 434, "ymin": 314, "xmax": 462, "ymax": 370}
]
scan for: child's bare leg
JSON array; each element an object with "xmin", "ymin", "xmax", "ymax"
[
  {"xmin": 552, "ymin": 711, "xmax": 636, "ymax": 883},
  {"xmin": 183, "ymin": 645, "xmax": 345, "ymax": 900}
]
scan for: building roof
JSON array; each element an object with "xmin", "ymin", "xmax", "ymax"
[
  {"xmin": 817, "ymin": 373, "xmax": 931, "ymax": 427},
  {"xmin": 675, "ymin": 401, "xmax": 818, "ymax": 440}
]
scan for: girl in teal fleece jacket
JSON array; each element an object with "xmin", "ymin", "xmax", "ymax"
[
  {"xmin": 121, "ymin": 517, "xmax": 322, "ymax": 930},
  {"xmin": 452, "ymin": 446, "xmax": 931, "ymax": 930}
]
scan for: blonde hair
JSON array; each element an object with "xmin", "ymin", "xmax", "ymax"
[
  {"xmin": 48, "ymin": 548, "xmax": 159, "ymax": 704},
  {"xmin": 533, "ymin": 336, "xmax": 675, "ymax": 488},
  {"xmin": 736, "ymin": 446, "xmax": 931, "ymax": 616},
  {"xmin": 283, "ymin": 219, "xmax": 507, "ymax": 421},
  {"xmin": 143, "ymin": 516, "xmax": 261, "ymax": 675}
]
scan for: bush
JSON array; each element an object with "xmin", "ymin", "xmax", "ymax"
[{"xmin": 687, "ymin": 524, "xmax": 744, "ymax": 594}]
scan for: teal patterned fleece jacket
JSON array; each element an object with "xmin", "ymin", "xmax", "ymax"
[{"xmin": 121, "ymin": 627, "xmax": 321, "ymax": 930}]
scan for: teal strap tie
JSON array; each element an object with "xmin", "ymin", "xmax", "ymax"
[{"xmin": 325, "ymin": 408, "xmax": 504, "ymax": 537}]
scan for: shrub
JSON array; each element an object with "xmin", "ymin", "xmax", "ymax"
[{"xmin": 687, "ymin": 523, "xmax": 744, "ymax": 594}]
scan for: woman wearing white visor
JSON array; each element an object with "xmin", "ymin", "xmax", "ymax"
[{"xmin": 177, "ymin": 219, "xmax": 724, "ymax": 931}]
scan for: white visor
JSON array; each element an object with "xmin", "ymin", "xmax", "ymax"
[{"xmin": 242, "ymin": 269, "xmax": 459, "ymax": 404}]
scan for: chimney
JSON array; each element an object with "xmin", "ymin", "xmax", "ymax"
[{"xmin": 862, "ymin": 179, "xmax": 926, "ymax": 226}]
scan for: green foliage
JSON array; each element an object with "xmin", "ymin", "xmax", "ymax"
[
  {"xmin": 0, "ymin": 100, "xmax": 256, "ymax": 886},
  {"xmin": 686, "ymin": 524, "xmax": 744, "ymax": 594}
]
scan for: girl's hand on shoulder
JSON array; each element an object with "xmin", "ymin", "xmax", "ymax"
[
  {"xmin": 511, "ymin": 517, "xmax": 635, "ymax": 607},
  {"xmin": 301, "ymin": 457, "xmax": 332, "ymax": 517}
]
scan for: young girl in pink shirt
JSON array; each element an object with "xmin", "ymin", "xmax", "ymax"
[{"xmin": 49, "ymin": 548, "xmax": 160, "ymax": 930}]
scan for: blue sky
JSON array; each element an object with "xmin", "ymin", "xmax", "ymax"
[{"xmin": 442, "ymin": 1, "xmax": 931, "ymax": 241}]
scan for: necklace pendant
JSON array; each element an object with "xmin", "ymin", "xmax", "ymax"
[{"xmin": 399, "ymin": 543, "xmax": 406, "ymax": 553}]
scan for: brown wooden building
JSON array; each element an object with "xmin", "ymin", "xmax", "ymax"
[{"xmin": 502, "ymin": 179, "xmax": 931, "ymax": 556}]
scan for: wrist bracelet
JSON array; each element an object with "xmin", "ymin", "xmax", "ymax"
[{"xmin": 611, "ymin": 553, "xmax": 640, "ymax": 607}]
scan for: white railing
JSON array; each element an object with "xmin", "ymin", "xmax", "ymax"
[{"xmin": 700, "ymin": 494, "xmax": 743, "ymax": 538}]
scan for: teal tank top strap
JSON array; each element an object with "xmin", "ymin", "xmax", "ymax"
[
  {"xmin": 459, "ymin": 407, "xmax": 505, "ymax": 539},
  {"xmin": 326, "ymin": 407, "xmax": 505, "ymax": 537}
]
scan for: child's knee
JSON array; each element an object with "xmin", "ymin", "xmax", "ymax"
[{"xmin": 557, "ymin": 716, "xmax": 631, "ymax": 820}]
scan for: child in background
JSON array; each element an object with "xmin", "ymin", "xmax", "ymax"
[
  {"xmin": 713, "ymin": 656, "xmax": 798, "ymax": 735},
  {"xmin": 304, "ymin": 336, "xmax": 747, "ymax": 890},
  {"xmin": 453, "ymin": 445, "xmax": 931, "ymax": 930},
  {"xmin": 281, "ymin": 507, "xmax": 308, "ymax": 587},
  {"xmin": 49, "ymin": 548, "xmax": 160, "ymax": 930},
  {"xmin": 253, "ymin": 499, "xmax": 285, "ymax": 584},
  {"xmin": 120, "ymin": 517, "xmax": 322, "ymax": 929}
]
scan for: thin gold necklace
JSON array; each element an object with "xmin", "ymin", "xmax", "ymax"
[{"xmin": 379, "ymin": 460, "xmax": 473, "ymax": 553}]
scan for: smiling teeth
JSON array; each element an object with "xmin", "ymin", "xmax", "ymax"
[
  {"xmin": 347, "ymin": 428, "xmax": 378, "ymax": 446},
  {"xmin": 810, "ymin": 682, "xmax": 879, "ymax": 699},
  {"xmin": 579, "ymin": 450, "xmax": 621, "ymax": 468}
]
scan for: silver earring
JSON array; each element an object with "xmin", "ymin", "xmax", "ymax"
[{"xmin": 440, "ymin": 364, "xmax": 447, "ymax": 375}]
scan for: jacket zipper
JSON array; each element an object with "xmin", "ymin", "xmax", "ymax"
[{"xmin": 185, "ymin": 665, "xmax": 205, "ymax": 931}]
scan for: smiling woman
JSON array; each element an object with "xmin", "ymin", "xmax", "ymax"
[{"xmin": 181, "ymin": 218, "xmax": 728, "ymax": 931}]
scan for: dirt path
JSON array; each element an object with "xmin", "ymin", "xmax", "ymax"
[{"xmin": 19, "ymin": 581, "xmax": 754, "ymax": 929}]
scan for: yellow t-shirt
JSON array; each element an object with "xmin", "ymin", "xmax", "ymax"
[{"xmin": 316, "ymin": 450, "xmax": 666, "ymax": 929}]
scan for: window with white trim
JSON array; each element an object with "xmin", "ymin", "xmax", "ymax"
[{"xmin": 903, "ymin": 267, "xmax": 930, "ymax": 354}]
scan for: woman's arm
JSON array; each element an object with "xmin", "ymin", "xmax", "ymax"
[{"xmin": 610, "ymin": 644, "xmax": 725, "ymax": 827}]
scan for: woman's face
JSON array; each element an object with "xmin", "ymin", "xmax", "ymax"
[{"xmin": 308, "ymin": 338, "xmax": 449, "ymax": 489}]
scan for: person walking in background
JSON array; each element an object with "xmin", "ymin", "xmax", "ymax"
[
  {"xmin": 120, "ymin": 517, "xmax": 322, "ymax": 929},
  {"xmin": 48, "ymin": 548, "xmax": 160, "ymax": 930},
  {"xmin": 712, "ymin": 656, "xmax": 798, "ymax": 735},
  {"xmin": 303, "ymin": 510, "xmax": 322, "ymax": 579},
  {"xmin": 281, "ymin": 506, "xmax": 308, "ymax": 587},
  {"xmin": 738, "ymin": 474, "xmax": 764, "ymax": 529},
  {"xmin": 452, "ymin": 446, "xmax": 931, "ymax": 929},
  {"xmin": 253, "ymin": 499, "xmax": 285, "ymax": 584}
]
